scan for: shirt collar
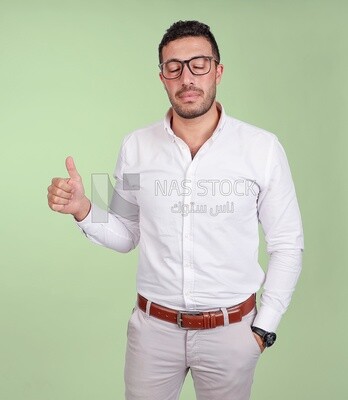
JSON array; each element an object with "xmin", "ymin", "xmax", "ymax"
[{"xmin": 163, "ymin": 102, "xmax": 227, "ymax": 143}]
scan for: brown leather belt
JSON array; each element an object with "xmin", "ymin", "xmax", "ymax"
[{"xmin": 137, "ymin": 293, "xmax": 256, "ymax": 329}]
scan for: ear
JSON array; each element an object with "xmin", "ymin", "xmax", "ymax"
[
  {"xmin": 159, "ymin": 72, "xmax": 165, "ymax": 84},
  {"xmin": 215, "ymin": 63, "xmax": 224, "ymax": 85}
]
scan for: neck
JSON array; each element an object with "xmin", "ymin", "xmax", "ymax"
[{"xmin": 171, "ymin": 102, "xmax": 221, "ymax": 147}]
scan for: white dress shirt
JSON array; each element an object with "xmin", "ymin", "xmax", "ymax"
[{"xmin": 76, "ymin": 103, "xmax": 304, "ymax": 332}]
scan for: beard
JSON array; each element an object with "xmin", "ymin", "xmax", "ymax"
[{"xmin": 166, "ymin": 84, "xmax": 217, "ymax": 119}]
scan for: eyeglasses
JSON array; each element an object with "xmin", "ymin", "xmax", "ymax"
[{"xmin": 159, "ymin": 56, "xmax": 219, "ymax": 80}]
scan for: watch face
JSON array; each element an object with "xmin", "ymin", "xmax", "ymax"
[{"xmin": 265, "ymin": 332, "xmax": 277, "ymax": 347}]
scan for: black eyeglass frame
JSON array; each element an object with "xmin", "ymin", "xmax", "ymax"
[{"xmin": 159, "ymin": 56, "xmax": 219, "ymax": 80}]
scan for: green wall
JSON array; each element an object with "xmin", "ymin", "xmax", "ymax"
[{"xmin": 1, "ymin": 0, "xmax": 347, "ymax": 399}]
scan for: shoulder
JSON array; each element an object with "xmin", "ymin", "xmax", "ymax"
[
  {"xmin": 220, "ymin": 114, "xmax": 282, "ymax": 170},
  {"xmin": 117, "ymin": 119, "xmax": 169, "ymax": 164},
  {"xmin": 121, "ymin": 120, "xmax": 164, "ymax": 149},
  {"xmin": 224, "ymin": 115, "xmax": 278, "ymax": 146}
]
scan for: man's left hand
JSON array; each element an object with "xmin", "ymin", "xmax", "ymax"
[{"xmin": 253, "ymin": 333, "xmax": 266, "ymax": 353}]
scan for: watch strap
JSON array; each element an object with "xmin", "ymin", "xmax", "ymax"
[{"xmin": 251, "ymin": 326, "xmax": 277, "ymax": 347}]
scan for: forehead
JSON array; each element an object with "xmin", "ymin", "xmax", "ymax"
[{"xmin": 162, "ymin": 36, "xmax": 213, "ymax": 61}]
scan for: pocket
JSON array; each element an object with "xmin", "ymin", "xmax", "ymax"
[
  {"xmin": 126, "ymin": 305, "xmax": 138, "ymax": 337},
  {"xmin": 241, "ymin": 321, "xmax": 261, "ymax": 354},
  {"xmin": 241, "ymin": 309, "xmax": 262, "ymax": 355}
]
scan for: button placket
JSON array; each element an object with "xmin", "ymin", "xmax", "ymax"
[{"xmin": 182, "ymin": 160, "xmax": 197, "ymax": 308}]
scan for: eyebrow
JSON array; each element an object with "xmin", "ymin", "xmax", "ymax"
[{"xmin": 163, "ymin": 55, "xmax": 211, "ymax": 63}]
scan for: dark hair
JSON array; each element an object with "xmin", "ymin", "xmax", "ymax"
[{"xmin": 158, "ymin": 20, "xmax": 220, "ymax": 63}]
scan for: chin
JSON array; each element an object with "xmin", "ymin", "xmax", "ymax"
[
  {"xmin": 176, "ymin": 109, "xmax": 207, "ymax": 119},
  {"xmin": 174, "ymin": 100, "xmax": 215, "ymax": 120}
]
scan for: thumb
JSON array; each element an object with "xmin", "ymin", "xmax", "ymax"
[{"xmin": 65, "ymin": 156, "xmax": 81, "ymax": 180}]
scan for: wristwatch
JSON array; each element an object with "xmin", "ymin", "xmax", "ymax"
[{"xmin": 251, "ymin": 326, "xmax": 277, "ymax": 348}]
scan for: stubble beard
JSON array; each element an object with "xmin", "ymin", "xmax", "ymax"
[{"xmin": 167, "ymin": 84, "xmax": 217, "ymax": 120}]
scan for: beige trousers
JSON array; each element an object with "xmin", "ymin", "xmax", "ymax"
[{"xmin": 124, "ymin": 304, "xmax": 261, "ymax": 400}]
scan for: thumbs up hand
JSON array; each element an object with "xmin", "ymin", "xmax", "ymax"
[{"xmin": 47, "ymin": 156, "xmax": 91, "ymax": 221}]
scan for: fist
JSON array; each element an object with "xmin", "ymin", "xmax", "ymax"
[{"xmin": 47, "ymin": 156, "xmax": 91, "ymax": 221}]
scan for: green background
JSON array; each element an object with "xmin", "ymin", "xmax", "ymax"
[{"xmin": 1, "ymin": 0, "xmax": 347, "ymax": 399}]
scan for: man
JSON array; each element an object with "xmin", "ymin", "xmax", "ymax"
[{"xmin": 47, "ymin": 20, "xmax": 304, "ymax": 400}]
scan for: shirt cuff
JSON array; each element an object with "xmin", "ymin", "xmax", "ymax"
[
  {"xmin": 252, "ymin": 305, "xmax": 282, "ymax": 332},
  {"xmin": 74, "ymin": 203, "xmax": 105, "ymax": 229}
]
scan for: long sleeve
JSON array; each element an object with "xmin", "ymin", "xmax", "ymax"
[
  {"xmin": 75, "ymin": 135, "xmax": 140, "ymax": 253},
  {"xmin": 252, "ymin": 137, "xmax": 304, "ymax": 332}
]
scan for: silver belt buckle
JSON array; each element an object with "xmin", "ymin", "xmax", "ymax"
[{"xmin": 177, "ymin": 310, "xmax": 202, "ymax": 329}]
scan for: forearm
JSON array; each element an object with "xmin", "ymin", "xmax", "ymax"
[
  {"xmin": 75, "ymin": 203, "xmax": 140, "ymax": 253},
  {"xmin": 253, "ymin": 249, "xmax": 303, "ymax": 332}
]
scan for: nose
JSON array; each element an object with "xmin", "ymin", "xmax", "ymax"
[{"xmin": 180, "ymin": 62, "xmax": 195, "ymax": 85}]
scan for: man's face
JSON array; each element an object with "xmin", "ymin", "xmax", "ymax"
[{"xmin": 160, "ymin": 36, "xmax": 223, "ymax": 119}]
